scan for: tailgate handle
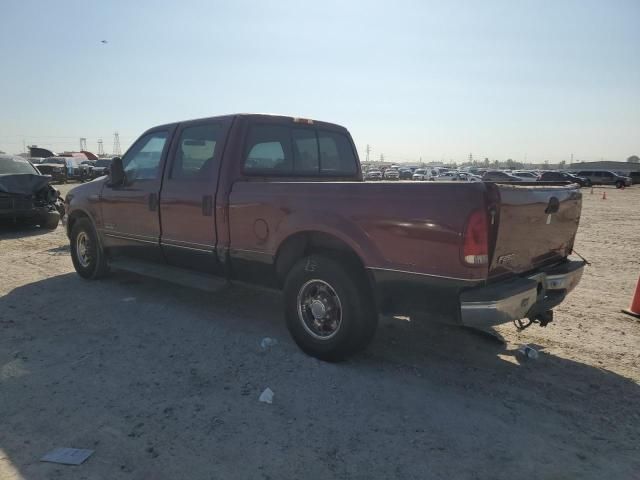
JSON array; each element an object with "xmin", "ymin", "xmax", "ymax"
[{"xmin": 545, "ymin": 197, "xmax": 560, "ymax": 214}]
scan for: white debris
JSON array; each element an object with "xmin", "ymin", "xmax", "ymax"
[
  {"xmin": 517, "ymin": 344, "xmax": 539, "ymax": 360},
  {"xmin": 259, "ymin": 388, "xmax": 274, "ymax": 404},
  {"xmin": 260, "ymin": 337, "xmax": 278, "ymax": 350},
  {"xmin": 41, "ymin": 447, "xmax": 94, "ymax": 465},
  {"xmin": 122, "ymin": 297, "xmax": 136, "ymax": 302}
]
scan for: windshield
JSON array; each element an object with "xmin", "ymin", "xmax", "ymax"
[
  {"xmin": 95, "ymin": 159, "xmax": 112, "ymax": 167},
  {"xmin": 44, "ymin": 158, "xmax": 66, "ymax": 165},
  {"xmin": 0, "ymin": 156, "xmax": 39, "ymax": 175}
]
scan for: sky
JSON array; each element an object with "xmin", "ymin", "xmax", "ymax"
[{"xmin": 1, "ymin": 0, "xmax": 638, "ymax": 163}]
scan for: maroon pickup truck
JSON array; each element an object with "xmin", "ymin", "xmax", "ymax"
[{"xmin": 65, "ymin": 114, "xmax": 585, "ymax": 360}]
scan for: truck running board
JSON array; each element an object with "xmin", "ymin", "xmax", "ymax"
[{"xmin": 109, "ymin": 258, "xmax": 228, "ymax": 293}]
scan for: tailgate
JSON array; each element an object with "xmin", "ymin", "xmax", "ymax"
[{"xmin": 488, "ymin": 183, "xmax": 582, "ymax": 278}]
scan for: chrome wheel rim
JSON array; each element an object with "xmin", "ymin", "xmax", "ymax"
[
  {"xmin": 297, "ymin": 279, "xmax": 343, "ymax": 340},
  {"xmin": 76, "ymin": 231, "xmax": 91, "ymax": 268}
]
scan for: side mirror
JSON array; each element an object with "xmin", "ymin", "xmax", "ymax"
[{"xmin": 109, "ymin": 157, "xmax": 125, "ymax": 186}]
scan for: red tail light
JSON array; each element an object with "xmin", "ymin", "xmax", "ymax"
[{"xmin": 463, "ymin": 209, "xmax": 489, "ymax": 266}]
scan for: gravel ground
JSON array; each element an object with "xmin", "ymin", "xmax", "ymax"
[{"xmin": 1, "ymin": 183, "xmax": 639, "ymax": 480}]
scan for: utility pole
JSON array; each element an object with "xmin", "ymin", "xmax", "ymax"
[
  {"xmin": 97, "ymin": 138, "xmax": 104, "ymax": 156},
  {"xmin": 379, "ymin": 154, "xmax": 384, "ymax": 163},
  {"xmin": 570, "ymin": 153, "xmax": 574, "ymax": 164},
  {"xmin": 112, "ymin": 132, "xmax": 121, "ymax": 156},
  {"xmin": 365, "ymin": 144, "xmax": 371, "ymax": 163},
  {"xmin": 79, "ymin": 138, "xmax": 87, "ymax": 151}
]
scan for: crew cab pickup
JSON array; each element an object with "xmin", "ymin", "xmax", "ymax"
[{"xmin": 65, "ymin": 114, "xmax": 585, "ymax": 360}]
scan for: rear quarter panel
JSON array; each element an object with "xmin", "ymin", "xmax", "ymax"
[{"xmin": 227, "ymin": 181, "xmax": 490, "ymax": 281}]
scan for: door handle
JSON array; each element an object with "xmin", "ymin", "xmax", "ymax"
[
  {"xmin": 202, "ymin": 195, "xmax": 213, "ymax": 216},
  {"xmin": 148, "ymin": 193, "xmax": 158, "ymax": 211}
]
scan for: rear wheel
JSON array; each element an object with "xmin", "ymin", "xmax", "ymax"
[
  {"xmin": 284, "ymin": 255, "xmax": 377, "ymax": 361},
  {"xmin": 70, "ymin": 218, "xmax": 109, "ymax": 279}
]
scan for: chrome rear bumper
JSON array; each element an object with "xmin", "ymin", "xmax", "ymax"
[{"xmin": 459, "ymin": 260, "xmax": 585, "ymax": 328}]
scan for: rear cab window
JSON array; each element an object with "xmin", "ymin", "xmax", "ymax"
[{"xmin": 243, "ymin": 120, "xmax": 358, "ymax": 178}]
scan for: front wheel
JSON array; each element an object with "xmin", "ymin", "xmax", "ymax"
[
  {"xmin": 615, "ymin": 181, "xmax": 624, "ymax": 189},
  {"xmin": 284, "ymin": 255, "xmax": 377, "ymax": 361},
  {"xmin": 70, "ymin": 218, "xmax": 109, "ymax": 279}
]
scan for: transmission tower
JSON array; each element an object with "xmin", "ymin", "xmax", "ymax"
[
  {"xmin": 112, "ymin": 132, "xmax": 121, "ymax": 156},
  {"xmin": 97, "ymin": 138, "xmax": 104, "ymax": 156},
  {"xmin": 365, "ymin": 144, "xmax": 371, "ymax": 163},
  {"xmin": 79, "ymin": 138, "xmax": 87, "ymax": 151}
]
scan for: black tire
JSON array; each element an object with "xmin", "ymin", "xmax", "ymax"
[
  {"xmin": 39, "ymin": 211, "xmax": 60, "ymax": 230},
  {"xmin": 70, "ymin": 217, "xmax": 109, "ymax": 279},
  {"xmin": 283, "ymin": 255, "xmax": 377, "ymax": 361},
  {"xmin": 615, "ymin": 181, "xmax": 623, "ymax": 189}
]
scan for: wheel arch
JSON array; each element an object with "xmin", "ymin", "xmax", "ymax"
[{"xmin": 274, "ymin": 230, "xmax": 372, "ymax": 289}]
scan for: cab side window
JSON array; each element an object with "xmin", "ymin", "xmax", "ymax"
[
  {"xmin": 292, "ymin": 128, "xmax": 319, "ymax": 174},
  {"xmin": 244, "ymin": 125, "xmax": 292, "ymax": 174},
  {"xmin": 243, "ymin": 124, "xmax": 357, "ymax": 176},
  {"xmin": 318, "ymin": 130, "xmax": 357, "ymax": 175},
  {"xmin": 171, "ymin": 123, "xmax": 223, "ymax": 180},
  {"xmin": 123, "ymin": 132, "xmax": 168, "ymax": 181}
]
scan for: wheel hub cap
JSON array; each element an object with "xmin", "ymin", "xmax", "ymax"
[
  {"xmin": 296, "ymin": 279, "xmax": 343, "ymax": 340},
  {"xmin": 310, "ymin": 300, "xmax": 327, "ymax": 319},
  {"xmin": 76, "ymin": 231, "xmax": 91, "ymax": 268}
]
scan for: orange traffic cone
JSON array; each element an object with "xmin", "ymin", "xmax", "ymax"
[
  {"xmin": 590, "ymin": 187, "xmax": 594, "ymax": 195},
  {"xmin": 622, "ymin": 276, "xmax": 640, "ymax": 318},
  {"xmin": 602, "ymin": 191, "xmax": 607, "ymax": 200}
]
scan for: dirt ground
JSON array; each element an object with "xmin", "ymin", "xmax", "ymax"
[{"xmin": 1, "ymin": 183, "xmax": 639, "ymax": 480}]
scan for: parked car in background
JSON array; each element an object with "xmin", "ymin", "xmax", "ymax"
[
  {"xmin": 66, "ymin": 157, "xmax": 92, "ymax": 181},
  {"xmin": 383, "ymin": 168, "xmax": 400, "ymax": 180},
  {"xmin": 482, "ymin": 170, "xmax": 523, "ymax": 182},
  {"xmin": 538, "ymin": 171, "xmax": 591, "ymax": 187},
  {"xmin": 365, "ymin": 169, "xmax": 382, "ymax": 180},
  {"xmin": 89, "ymin": 158, "xmax": 113, "ymax": 178},
  {"xmin": 0, "ymin": 154, "xmax": 63, "ymax": 229},
  {"xmin": 575, "ymin": 170, "xmax": 631, "ymax": 188},
  {"xmin": 34, "ymin": 157, "xmax": 67, "ymax": 183},
  {"xmin": 433, "ymin": 171, "xmax": 481, "ymax": 182},
  {"xmin": 512, "ymin": 170, "xmax": 540, "ymax": 180},
  {"xmin": 412, "ymin": 168, "xmax": 438, "ymax": 181},
  {"xmin": 628, "ymin": 171, "xmax": 640, "ymax": 185},
  {"xmin": 398, "ymin": 168, "xmax": 413, "ymax": 180},
  {"xmin": 65, "ymin": 113, "xmax": 585, "ymax": 361},
  {"xmin": 458, "ymin": 172, "xmax": 482, "ymax": 182},
  {"xmin": 36, "ymin": 157, "xmax": 91, "ymax": 183}
]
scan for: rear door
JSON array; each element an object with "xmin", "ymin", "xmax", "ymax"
[
  {"xmin": 100, "ymin": 128, "xmax": 173, "ymax": 261},
  {"xmin": 488, "ymin": 183, "xmax": 582, "ymax": 279},
  {"xmin": 159, "ymin": 119, "xmax": 231, "ymax": 273}
]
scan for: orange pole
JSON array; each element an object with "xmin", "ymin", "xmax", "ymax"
[{"xmin": 622, "ymin": 276, "xmax": 640, "ymax": 318}]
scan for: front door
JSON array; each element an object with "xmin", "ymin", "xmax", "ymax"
[
  {"xmin": 100, "ymin": 129, "xmax": 172, "ymax": 261},
  {"xmin": 159, "ymin": 119, "xmax": 230, "ymax": 273}
]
